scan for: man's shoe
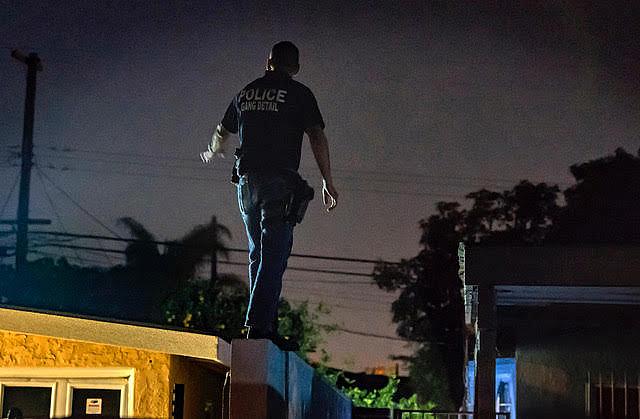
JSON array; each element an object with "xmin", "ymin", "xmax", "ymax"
[{"xmin": 246, "ymin": 327, "xmax": 300, "ymax": 352}]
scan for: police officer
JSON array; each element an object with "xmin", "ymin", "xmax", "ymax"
[{"xmin": 201, "ymin": 41, "xmax": 338, "ymax": 350}]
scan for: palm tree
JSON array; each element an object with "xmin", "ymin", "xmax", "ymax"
[{"xmin": 115, "ymin": 216, "xmax": 245, "ymax": 322}]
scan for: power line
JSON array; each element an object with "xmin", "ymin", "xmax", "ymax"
[
  {"xmin": 217, "ymin": 260, "xmax": 374, "ymax": 278},
  {"xmin": 318, "ymin": 324, "xmax": 408, "ymax": 342},
  {"xmin": 33, "ymin": 166, "xmax": 87, "ymax": 264},
  {"xmin": 35, "ymin": 144, "xmax": 571, "ymax": 187},
  {"xmin": 39, "ymin": 164, "xmax": 467, "ymax": 199},
  {"xmin": 0, "ymin": 171, "xmax": 20, "ymax": 219},
  {"xmin": 39, "ymin": 164, "xmax": 224, "ymax": 183},
  {"xmin": 285, "ymin": 277, "xmax": 376, "ymax": 285},
  {"xmin": 283, "ymin": 288, "xmax": 392, "ymax": 305},
  {"xmin": 29, "ymin": 249, "xmax": 112, "ymax": 267},
  {"xmin": 286, "ymin": 298, "xmax": 386, "ymax": 312},
  {"xmin": 36, "ymin": 169, "xmax": 122, "ymax": 238},
  {"xmin": 36, "ymin": 150, "xmax": 527, "ymax": 190},
  {"xmin": 31, "ymin": 243, "xmax": 125, "ymax": 255},
  {"xmin": 29, "ymin": 230, "xmax": 398, "ymax": 265},
  {"xmin": 33, "ymin": 242, "xmax": 380, "ymax": 280}
]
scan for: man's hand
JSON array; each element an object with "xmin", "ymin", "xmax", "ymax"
[
  {"xmin": 200, "ymin": 149, "xmax": 215, "ymax": 163},
  {"xmin": 200, "ymin": 145, "xmax": 225, "ymax": 163},
  {"xmin": 322, "ymin": 179, "xmax": 338, "ymax": 212},
  {"xmin": 201, "ymin": 124, "xmax": 230, "ymax": 163}
]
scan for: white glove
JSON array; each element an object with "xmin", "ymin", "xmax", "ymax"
[
  {"xmin": 200, "ymin": 149, "xmax": 215, "ymax": 163},
  {"xmin": 200, "ymin": 126, "xmax": 227, "ymax": 163},
  {"xmin": 200, "ymin": 146, "xmax": 225, "ymax": 163}
]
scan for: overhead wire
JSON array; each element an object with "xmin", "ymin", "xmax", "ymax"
[
  {"xmin": 318, "ymin": 324, "xmax": 409, "ymax": 342},
  {"xmin": 286, "ymin": 298, "xmax": 387, "ymax": 312},
  {"xmin": 0, "ymin": 170, "xmax": 20, "ymax": 219},
  {"xmin": 28, "ymin": 230, "xmax": 398, "ymax": 265},
  {"xmin": 34, "ymin": 144, "xmax": 571, "ymax": 187},
  {"xmin": 35, "ymin": 148, "xmax": 528, "ymax": 189},
  {"xmin": 29, "ymin": 249, "xmax": 112, "ymax": 267},
  {"xmin": 282, "ymin": 288, "xmax": 392, "ymax": 305},
  {"xmin": 33, "ymin": 242, "xmax": 382, "ymax": 281},
  {"xmin": 33, "ymin": 165, "xmax": 88, "ymax": 264},
  {"xmin": 36, "ymin": 169, "xmax": 122, "ymax": 238},
  {"xmin": 39, "ymin": 164, "xmax": 467, "ymax": 199}
]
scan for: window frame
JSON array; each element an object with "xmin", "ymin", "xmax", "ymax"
[
  {"xmin": 65, "ymin": 382, "xmax": 128, "ymax": 417},
  {"xmin": 0, "ymin": 381, "xmax": 57, "ymax": 418},
  {"xmin": 0, "ymin": 368, "xmax": 135, "ymax": 418}
]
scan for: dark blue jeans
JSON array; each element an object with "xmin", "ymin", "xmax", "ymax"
[{"xmin": 237, "ymin": 172, "xmax": 295, "ymax": 332}]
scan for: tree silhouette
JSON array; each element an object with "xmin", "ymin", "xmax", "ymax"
[
  {"xmin": 374, "ymin": 148, "xmax": 640, "ymax": 408},
  {"xmin": 115, "ymin": 216, "xmax": 233, "ymax": 322},
  {"xmin": 374, "ymin": 182, "xmax": 561, "ymax": 407},
  {"xmin": 551, "ymin": 147, "xmax": 640, "ymax": 243}
]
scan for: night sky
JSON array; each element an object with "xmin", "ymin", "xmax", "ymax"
[{"xmin": 1, "ymin": 1, "xmax": 639, "ymax": 372}]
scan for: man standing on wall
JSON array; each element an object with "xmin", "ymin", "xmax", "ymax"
[{"xmin": 201, "ymin": 41, "xmax": 338, "ymax": 351}]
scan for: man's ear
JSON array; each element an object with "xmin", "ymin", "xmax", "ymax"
[
  {"xmin": 291, "ymin": 63, "xmax": 300, "ymax": 76},
  {"xmin": 266, "ymin": 58, "xmax": 274, "ymax": 71}
]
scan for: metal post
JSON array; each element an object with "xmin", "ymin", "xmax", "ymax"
[
  {"xmin": 624, "ymin": 373, "xmax": 628, "ymax": 418},
  {"xmin": 12, "ymin": 50, "xmax": 42, "ymax": 276},
  {"xmin": 586, "ymin": 371, "xmax": 591, "ymax": 417},
  {"xmin": 476, "ymin": 285, "xmax": 497, "ymax": 419},
  {"xmin": 599, "ymin": 373, "xmax": 602, "ymax": 418},
  {"xmin": 612, "ymin": 372, "xmax": 615, "ymax": 417}
]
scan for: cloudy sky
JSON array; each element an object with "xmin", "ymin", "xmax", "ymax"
[{"xmin": 1, "ymin": 0, "xmax": 638, "ymax": 372}]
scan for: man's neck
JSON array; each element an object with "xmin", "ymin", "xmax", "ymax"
[{"xmin": 265, "ymin": 69, "xmax": 292, "ymax": 79}]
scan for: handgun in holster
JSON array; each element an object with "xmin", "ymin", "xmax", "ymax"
[
  {"xmin": 231, "ymin": 148, "xmax": 242, "ymax": 184},
  {"xmin": 285, "ymin": 176, "xmax": 314, "ymax": 225}
]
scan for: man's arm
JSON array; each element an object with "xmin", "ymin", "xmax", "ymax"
[
  {"xmin": 306, "ymin": 125, "xmax": 339, "ymax": 211},
  {"xmin": 201, "ymin": 124, "xmax": 232, "ymax": 163}
]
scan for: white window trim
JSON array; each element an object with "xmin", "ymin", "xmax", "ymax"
[
  {"xmin": 0, "ymin": 381, "xmax": 57, "ymax": 418},
  {"xmin": 64, "ymin": 382, "xmax": 127, "ymax": 418},
  {"xmin": 0, "ymin": 368, "xmax": 135, "ymax": 418}
]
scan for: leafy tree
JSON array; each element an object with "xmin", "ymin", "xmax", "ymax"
[
  {"xmin": 163, "ymin": 276, "xmax": 249, "ymax": 341},
  {"xmin": 334, "ymin": 374, "xmax": 435, "ymax": 410},
  {"xmin": 374, "ymin": 202, "xmax": 468, "ymax": 409},
  {"xmin": 277, "ymin": 300, "xmax": 336, "ymax": 357},
  {"xmin": 551, "ymin": 147, "xmax": 640, "ymax": 243},
  {"xmin": 374, "ymin": 182, "xmax": 561, "ymax": 408},
  {"xmin": 373, "ymin": 148, "xmax": 640, "ymax": 408},
  {"xmin": 115, "ymin": 215, "xmax": 232, "ymax": 322},
  {"xmin": 164, "ymin": 279, "xmax": 335, "ymax": 358}
]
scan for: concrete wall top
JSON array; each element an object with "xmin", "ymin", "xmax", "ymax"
[
  {"xmin": 231, "ymin": 339, "xmax": 352, "ymax": 419},
  {"xmin": 465, "ymin": 245, "xmax": 640, "ymax": 286}
]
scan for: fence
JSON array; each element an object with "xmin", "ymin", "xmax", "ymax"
[{"xmin": 353, "ymin": 408, "xmax": 511, "ymax": 419}]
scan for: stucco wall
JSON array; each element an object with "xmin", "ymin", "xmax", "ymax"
[
  {"xmin": 0, "ymin": 330, "xmax": 172, "ymax": 418},
  {"xmin": 169, "ymin": 356, "xmax": 225, "ymax": 419}
]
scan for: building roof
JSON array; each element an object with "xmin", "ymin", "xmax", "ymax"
[
  {"xmin": 0, "ymin": 305, "xmax": 231, "ymax": 368},
  {"xmin": 464, "ymin": 245, "xmax": 640, "ymax": 286}
]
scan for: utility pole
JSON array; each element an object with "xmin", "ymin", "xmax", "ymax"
[
  {"xmin": 210, "ymin": 250, "xmax": 218, "ymax": 286},
  {"xmin": 12, "ymin": 50, "xmax": 43, "ymax": 276}
]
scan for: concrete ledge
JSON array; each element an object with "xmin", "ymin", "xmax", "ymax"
[{"xmin": 231, "ymin": 339, "xmax": 352, "ymax": 419}]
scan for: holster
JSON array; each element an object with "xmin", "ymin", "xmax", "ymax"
[
  {"xmin": 285, "ymin": 176, "xmax": 314, "ymax": 225},
  {"xmin": 230, "ymin": 148, "xmax": 242, "ymax": 184},
  {"xmin": 232, "ymin": 148, "xmax": 314, "ymax": 225}
]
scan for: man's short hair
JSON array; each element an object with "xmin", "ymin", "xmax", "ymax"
[{"xmin": 270, "ymin": 41, "xmax": 299, "ymax": 68}]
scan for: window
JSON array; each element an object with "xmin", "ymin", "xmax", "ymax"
[
  {"xmin": 71, "ymin": 388, "xmax": 121, "ymax": 418},
  {"xmin": 1, "ymin": 385, "xmax": 54, "ymax": 418},
  {"xmin": 0, "ymin": 368, "xmax": 133, "ymax": 418}
]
